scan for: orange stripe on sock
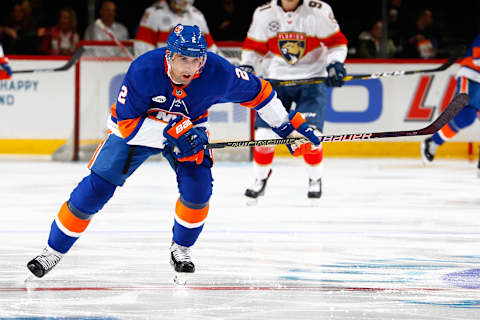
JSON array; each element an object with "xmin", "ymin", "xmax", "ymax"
[
  {"xmin": 57, "ymin": 202, "xmax": 90, "ymax": 233},
  {"xmin": 304, "ymin": 148, "xmax": 323, "ymax": 165},
  {"xmin": 175, "ymin": 198, "xmax": 209, "ymax": 224},
  {"xmin": 440, "ymin": 123, "xmax": 457, "ymax": 139}
]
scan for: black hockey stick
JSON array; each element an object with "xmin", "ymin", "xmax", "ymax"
[
  {"xmin": 270, "ymin": 56, "xmax": 458, "ymax": 87},
  {"xmin": 12, "ymin": 46, "xmax": 85, "ymax": 74},
  {"xmin": 205, "ymin": 93, "xmax": 468, "ymax": 149}
]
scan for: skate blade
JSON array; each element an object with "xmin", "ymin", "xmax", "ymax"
[
  {"xmin": 246, "ymin": 197, "xmax": 258, "ymax": 206},
  {"xmin": 173, "ymin": 272, "xmax": 192, "ymax": 286}
]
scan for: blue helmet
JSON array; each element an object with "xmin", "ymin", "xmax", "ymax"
[{"xmin": 166, "ymin": 24, "xmax": 207, "ymax": 58}]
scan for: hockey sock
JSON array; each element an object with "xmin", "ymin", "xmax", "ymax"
[
  {"xmin": 253, "ymin": 146, "xmax": 274, "ymax": 180},
  {"xmin": 48, "ymin": 172, "xmax": 116, "ymax": 254},
  {"xmin": 304, "ymin": 147, "xmax": 323, "ymax": 180},
  {"xmin": 173, "ymin": 197, "xmax": 209, "ymax": 247},
  {"xmin": 433, "ymin": 105, "xmax": 477, "ymax": 145}
]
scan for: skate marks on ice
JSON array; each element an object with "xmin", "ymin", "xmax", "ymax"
[{"xmin": 0, "ymin": 159, "xmax": 480, "ymax": 319}]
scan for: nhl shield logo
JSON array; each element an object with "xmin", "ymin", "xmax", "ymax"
[{"xmin": 277, "ymin": 32, "xmax": 306, "ymax": 64}]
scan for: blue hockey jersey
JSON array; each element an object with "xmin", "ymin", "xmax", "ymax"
[{"xmin": 108, "ymin": 47, "xmax": 285, "ymax": 149}]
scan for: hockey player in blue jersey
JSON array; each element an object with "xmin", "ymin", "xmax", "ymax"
[
  {"xmin": 26, "ymin": 24, "xmax": 322, "ymax": 280},
  {"xmin": 421, "ymin": 33, "xmax": 480, "ymax": 175}
]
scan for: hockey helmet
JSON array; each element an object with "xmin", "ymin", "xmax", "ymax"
[{"xmin": 166, "ymin": 24, "xmax": 207, "ymax": 58}]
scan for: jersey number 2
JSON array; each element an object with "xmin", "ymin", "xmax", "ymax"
[
  {"xmin": 117, "ymin": 85, "xmax": 128, "ymax": 104},
  {"xmin": 235, "ymin": 68, "xmax": 250, "ymax": 81}
]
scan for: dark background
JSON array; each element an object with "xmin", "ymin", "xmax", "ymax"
[{"xmin": 1, "ymin": 0, "xmax": 480, "ymax": 56}]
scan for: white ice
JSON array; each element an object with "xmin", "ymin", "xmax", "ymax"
[{"xmin": 1, "ymin": 157, "xmax": 480, "ymax": 319}]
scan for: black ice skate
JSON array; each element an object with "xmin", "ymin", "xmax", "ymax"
[
  {"xmin": 244, "ymin": 169, "xmax": 272, "ymax": 204},
  {"xmin": 170, "ymin": 242, "xmax": 195, "ymax": 273},
  {"xmin": 27, "ymin": 246, "xmax": 63, "ymax": 278},
  {"xmin": 308, "ymin": 178, "xmax": 322, "ymax": 199},
  {"xmin": 421, "ymin": 137, "xmax": 435, "ymax": 164}
]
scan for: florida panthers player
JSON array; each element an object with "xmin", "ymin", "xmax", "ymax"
[
  {"xmin": 134, "ymin": 0, "xmax": 219, "ymax": 57},
  {"xmin": 422, "ymin": 33, "xmax": 480, "ymax": 176},
  {"xmin": 241, "ymin": 0, "xmax": 347, "ymax": 203},
  {"xmin": 26, "ymin": 24, "xmax": 322, "ymax": 281}
]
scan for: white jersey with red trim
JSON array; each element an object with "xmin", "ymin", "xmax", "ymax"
[
  {"xmin": 241, "ymin": 0, "xmax": 348, "ymax": 80},
  {"xmin": 134, "ymin": 1, "xmax": 217, "ymax": 57}
]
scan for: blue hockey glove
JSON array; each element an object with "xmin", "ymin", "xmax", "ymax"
[
  {"xmin": 272, "ymin": 111, "xmax": 322, "ymax": 156},
  {"xmin": 238, "ymin": 64, "xmax": 255, "ymax": 74},
  {"xmin": 163, "ymin": 117, "xmax": 208, "ymax": 165},
  {"xmin": 326, "ymin": 62, "xmax": 346, "ymax": 87}
]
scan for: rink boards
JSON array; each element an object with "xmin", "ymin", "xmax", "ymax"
[{"xmin": 0, "ymin": 56, "xmax": 478, "ymax": 159}]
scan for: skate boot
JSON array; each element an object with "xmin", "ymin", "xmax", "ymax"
[
  {"xmin": 244, "ymin": 169, "xmax": 272, "ymax": 205},
  {"xmin": 421, "ymin": 137, "xmax": 436, "ymax": 164},
  {"xmin": 308, "ymin": 178, "xmax": 322, "ymax": 200},
  {"xmin": 170, "ymin": 241, "xmax": 195, "ymax": 285},
  {"xmin": 27, "ymin": 246, "xmax": 63, "ymax": 278}
]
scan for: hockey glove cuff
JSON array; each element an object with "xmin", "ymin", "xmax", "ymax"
[
  {"xmin": 272, "ymin": 111, "xmax": 322, "ymax": 156},
  {"xmin": 326, "ymin": 62, "xmax": 346, "ymax": 87},
  {"xmin": 163, "ymin": 117, "xmax": 208, "ymax": 165}
]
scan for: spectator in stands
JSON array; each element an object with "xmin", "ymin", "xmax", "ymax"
[
  {"xmin": 40, "ymin": 7, "xmax": 80, "ymax": 55},
  {"xmin": 84, "ymin": 0, "xmax": 129, "ymax": 42},
  {"xmin": 0, "ymin": 1, "xmax": 42, "ymax": 54},
  {"xmin": 209, "ymin": 0, "xmax": 247, "ymax": 41},
  {"xmin": 402, "ymin": 9, "xmax": 439, "ymax": 59},
  {"xmin": 357, "ymin": 20, "xmax": 397, "ymax": 58},
  {"xmin": 134, "ymin": 0, "xmax": 220, "ymax": 57},
  {"xmin": 83, "ymin": 0, "xmax": 129, "ymax": 56}
]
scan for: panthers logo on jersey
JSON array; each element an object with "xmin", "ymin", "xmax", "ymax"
[{"xmin": 277, "ymin": 32, "xmax": 306, "ymax": 65}]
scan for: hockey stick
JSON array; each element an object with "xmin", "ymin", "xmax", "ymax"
[
  {"xmin": 95, "ymin": 19, "xmax": 134, "ymax": 60},
  {"xmin": 270, "ymin": 57, "xmax": 458, "ymax": 87},
  {"xmin": 12, "ymin": 46, "xmax": 84, "ymax": 74},
  {"xmin": 205, "ymin": 93, "xmax": 468, "ymax": 149}
]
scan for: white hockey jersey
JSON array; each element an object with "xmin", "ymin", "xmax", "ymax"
[
  {"xmin": 241, "ymin": 0, "xmax": 348, "ymax": 80},
  {"xmin": 134, "ymin": 1, "xmax": 217, "ymax": 57}
]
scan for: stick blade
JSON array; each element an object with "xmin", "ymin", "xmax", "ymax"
[{"xmin": 422, "ymin": 93, "xmax": 469, "ymax": 134}]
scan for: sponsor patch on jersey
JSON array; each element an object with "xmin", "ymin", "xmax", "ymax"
[
  {"xmin": 277, "ymin": 32, "xmax": 306, "ymax": 65},
  {"xmin": 152, "ymin": 95, "xmax": 167, "ymax": 103},
  {"xmin": 268, "ymin": 20, "xmax": 280, "ymax": 33}
]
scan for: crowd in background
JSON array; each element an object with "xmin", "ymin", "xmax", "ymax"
[{"xmin": 0, "ymin": 0, "xmax": 479, "ymax": 59}]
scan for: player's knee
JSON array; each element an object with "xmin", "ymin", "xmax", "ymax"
[
  {"xmin": 453, "ymin": 105, "xmax": 477, "ymax": 129},
  {"xmin": 178, "ymin": 165, "xmax": 213, "ymax": 204},
  {"xmin": 69, "ymin": 172, "xmax": 117, "ymax": 214}
]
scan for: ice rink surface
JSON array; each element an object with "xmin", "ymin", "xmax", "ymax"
[{"xmin": 0, "ymin": 157, "xmax": 479, "ymax": 319}]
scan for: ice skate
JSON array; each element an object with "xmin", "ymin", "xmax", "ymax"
[
  {"xmin": 421, "ymin": 137, "xmax": 435, "ymax": 164},
  {"xmin": 308, "ymin": 178, "xmax": 322, "ymax": 205},
  {"xmin": 170, "ymin": 242, "xmax": 194, "ymax": 285},
  {"xmin": 26, "ymin": 246, "xmax": 63, "ymax": 278},
  {"xmin": 244, "ymin": 169, "xmax": 272, "ymax": 205}
]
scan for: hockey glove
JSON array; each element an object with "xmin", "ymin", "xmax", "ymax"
[
  {"xmin": 326, "ymin": 62, "xmax": 346, "ymax": 87},
  {"xmin": 272, "ymin": 111, "xmax": 322, "ymax": 156},
  {"xmin": 0, "ymin": 57, "xmax": 12, "ymax": 80},
  {"xmin": 238, "ymin": 64, "xmax": 255, "ymax": 74},
  {"xmin": 163, "ymin": 117, "xmax": 208, "ymax": 165}
]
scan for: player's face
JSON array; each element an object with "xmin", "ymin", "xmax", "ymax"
[
  {"xmin": 169, "ymin": 53, "xmax": 203, "ymax": 85},
  {"xmin": 281, "ymin": 0, "xmax": 300, "ymax": 11}
]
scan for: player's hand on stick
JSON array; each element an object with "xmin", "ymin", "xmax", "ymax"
[
  {"xmin": 326, "ymin": 62, "xmax": 346, "ymax": 87},
  {"xmin": 272, "ymin": 111, "xmax": 322, "ymax": 156},
  {"xmin": 163, "ymin": 117, "xmax": 208, "ymax": 165},
  {"xmin": 0, "ymin": 57, "xmax": 12, "ymax": 80}
]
